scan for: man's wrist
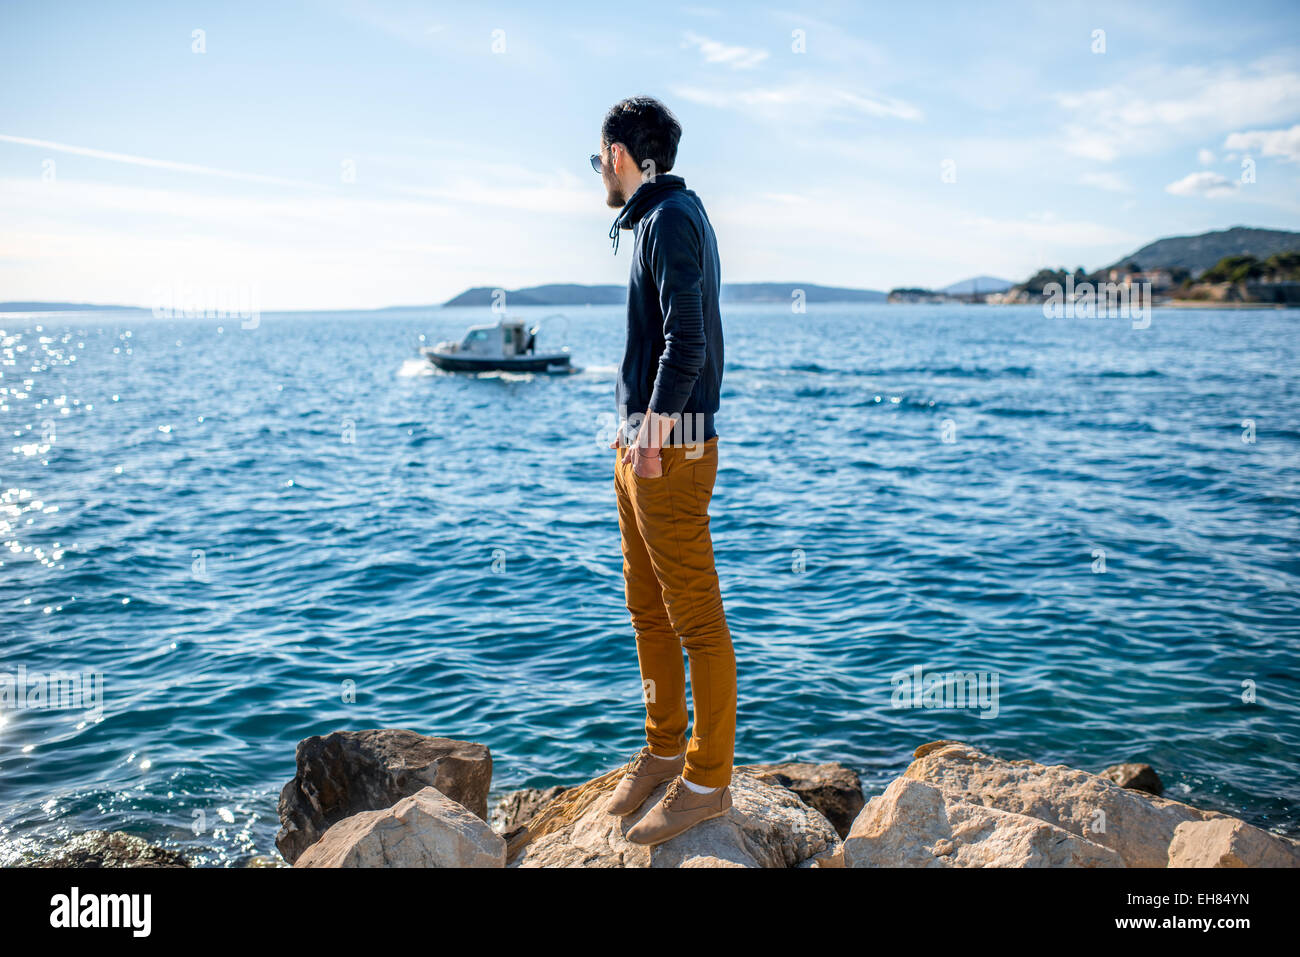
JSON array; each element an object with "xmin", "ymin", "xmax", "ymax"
[{"xmin": 642, "ymin": 409, "xmax": 676, "ymax": 451}]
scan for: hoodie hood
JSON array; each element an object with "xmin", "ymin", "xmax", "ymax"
[{"xmin": 608, "ymin": 174, "xmax": 687, "ymax": 254}]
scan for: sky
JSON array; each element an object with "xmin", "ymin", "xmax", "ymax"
[{"xmin": 2, "ymin": 0, "xmax": 1299, "ymax": 310}]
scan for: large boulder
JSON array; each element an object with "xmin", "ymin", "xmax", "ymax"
[
  {"xmin": 295, "ymin": 787, "xmax": 505, "ymax": 868},
  {"xmin": 1167, "ymin": 818, "xmax": 1300, "ymax": 868},
  {"xmin": 844, "ymin": 777, "xmax": 1120, "ymax": 867},
  {"xmin": 276, "ymin": 729, "xmax": 492, "ymax": 864},
  {"xmin": 901, "ymin": 741, "xmax": 1225, "ymax": 867},
  {"xmin": 29, "ymin": 830, "xmax": 189, "ymax": 868},
  {"xmin": 1101, "ymin": 763, "xmax": 1164, "ymax": 795},
  {"xmin": 508, "ymin": 767, "xmax": 840, "ymax": 868},
  {"xmin": 744, "ymin": 761, "xmax": 865, "ymax": 838}
]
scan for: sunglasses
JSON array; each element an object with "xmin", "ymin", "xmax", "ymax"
[{"xmin": 589, "ymin": 146, "xmax": 609, "ymax": 174}]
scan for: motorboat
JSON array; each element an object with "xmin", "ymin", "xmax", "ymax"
[{"xmin": 422, "ymin": 316, "xmax": 571, "ymax": 373}]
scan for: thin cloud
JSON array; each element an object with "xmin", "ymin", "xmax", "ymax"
[
  {"xmin": 1165, "ymin": 171, "xmax": 1238, "ymax": 198},
  {"xmin": 1223, "ymin": 123, "xmax": 1300, "ymax": 162},
  {"xmin": 674, "ymin": 82, "xmax": 922, "ymax": 121},
  {"xmin": 1080, "ymin": 171, "xmax": 1132, "ymax": 193},
  {"xmin": 682, "ymin": 31, "xmax": 768, "ymax": 69},
  {"xmin": 0, "ymin": 134, "xmax": 327, "ymax": 190},
  {"xmin": 1057, "ymin": 64, "xmax": 1300, "ymax": 161}
]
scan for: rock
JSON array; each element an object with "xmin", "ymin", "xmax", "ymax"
[
  {"xmin": 31, "ymin": 830, "xmax": 189, "ymax": 868},
  {"xmin": 1101, "ymin": 763, "xmax": 1164, "ymax": 796},
  {"xmin": 844, "ymin": 777, "xmax": 1120, "ymax": 868},
  {"xmin": 276, "ymin": 729, "xmax": 492, "ymax": 864},
  {"xmin": 1167, "ymin": 818, "xmax": 1300, "ymax": 868},
  {"xmin": 903, "ymin": 741, "xmax": 1225, "ymax": 867},
  {"xmin": 295, "ymin": 787, "xmax": 505, "ymax": 868},
  {"xmin": 508, "ymin": 767, "xmax": 840, "ymax": 868},
  {"xmin": 806, "ymin": 843, "xmax": 845, "ymax": 867},
  {"xmin": 743, "ymin": 761, "xmax": 865, "ymax": 838},
  {"xmin": 491, "ymin": 785, "xmax": 566, "ymax": 836},
  {"xmin": 680, "ymin": 855, "xmax": 747, "ymax": 867}
]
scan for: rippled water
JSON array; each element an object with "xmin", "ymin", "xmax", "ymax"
[{"xmin": 2, "ymin": 303, "xmax": 1298, "ymax": 864}]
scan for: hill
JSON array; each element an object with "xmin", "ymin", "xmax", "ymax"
[
  {"xmin": 940, "ymin": 276, "xmax": 1014, "ymax": 295},
  {"xmin": 720, "ymin": 282, "xmax": 886, "ymax": 303},
  {"xmin": 0, "ymin": 301, "xmax": 144, "ymax": 312},
  {"xmin": 1105, "ymin": 226, "xmax": 1300, "ymax": 277},
  {"xmin": 443, "ymin": 282, "xmax": 886, "ymax": 307},
  {"xmin": 443, "ymin": 284, "xmax": 623, "ymax": 307}
]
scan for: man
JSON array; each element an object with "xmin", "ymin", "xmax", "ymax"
[{"xmin": 591, "ymin": 96, "xmax": 735, "ymax": 846}]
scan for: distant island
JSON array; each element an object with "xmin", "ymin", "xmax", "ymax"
[
  {"xmin": 990, "ymin": 227, "xmax": 1300, "ymax": 307},
  {"xmin": 889, "ymin": 276, "xmax": 1014, "ymax": 303},
  {"xmin": 889, "ymin": 227, "xmax": 1300, "ymax": 307},
  {"xmin": 442, "ymin": 282, "xmax": 887, "ymax": 307},
  {"xmin": 1105, "ymin": 226, "xmax": 1300, "ymax": 276},
  {"xmin": 0, "ymin": 301, "xmax": 148, "ymax": 312}
]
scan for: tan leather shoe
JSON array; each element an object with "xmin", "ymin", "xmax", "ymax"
[
  {"xmin": 605, "ymin": 748, "xmax": 686, "ymax": 816},
  {"xmin": 626, "ymin": 776, "xmax": 732, "ymax": 846}
]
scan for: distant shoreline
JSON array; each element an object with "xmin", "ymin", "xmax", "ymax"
[
  {"xmin": 1163, "ymin": 299, "xmax": 1292, "ymax": 309},
  {"xmin": 4, "ymin": 300, "xmax": 1296, "ymax": 317}
]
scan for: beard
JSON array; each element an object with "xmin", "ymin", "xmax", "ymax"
[{"xmin": 603, "ymin": 168, "xmax": 627, "ymax": 208}]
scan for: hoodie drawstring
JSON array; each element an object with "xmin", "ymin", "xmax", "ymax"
[{"xmin": 608, "ymin": 174, "xmax": 685, "ymax": 256}]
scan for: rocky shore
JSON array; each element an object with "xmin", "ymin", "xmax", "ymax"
[{"xmin": 29, "ymin": 731, "xmax": 1300, "ymax": 868}]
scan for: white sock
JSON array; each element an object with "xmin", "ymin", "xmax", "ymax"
[
  {"xmin": 681, "ymin": 777, "xmax": 717, "ymax": 794},
  {"xmin": 652, "ymin": 750, "xmax": 683, "ymax": 761}
]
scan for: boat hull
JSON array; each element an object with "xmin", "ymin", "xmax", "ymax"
[{"xmin": 423, "ymin": 350, "xmax": 571, "ymax": 374}]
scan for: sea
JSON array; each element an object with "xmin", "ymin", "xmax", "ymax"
[{"xmin": 1, "ymin": 302, "xmax": 1297, "ymax": 864}]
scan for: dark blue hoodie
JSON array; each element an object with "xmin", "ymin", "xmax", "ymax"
[{"xmin": 610, "ymin": 174, "xmax": 723, "ymax": 446}]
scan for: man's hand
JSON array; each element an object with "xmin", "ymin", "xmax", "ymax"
[
  {"xmin": 618, "ymin": 441, "xmax": 663, "ymax": 478},
  {"xmin": 628, "ymin": 446, "xmax": 662, "ymax": 478},
  {"xmin": 616, "ymin": 410, "xmax": 673, "ymax": 478}
]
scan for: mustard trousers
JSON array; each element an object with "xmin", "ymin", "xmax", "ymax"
[{"xmin": 615, "ymin": 436, "xmax": 736, "ymax": 788}]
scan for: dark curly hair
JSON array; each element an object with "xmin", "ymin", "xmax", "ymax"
[{"xmin": 601, "ymin": 96, "xmax": 682, "ymax": 174}]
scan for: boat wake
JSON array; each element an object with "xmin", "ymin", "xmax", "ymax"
[{"xmin": 397, "ymin": 358, "xmax": 433, "ymax": 378}]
